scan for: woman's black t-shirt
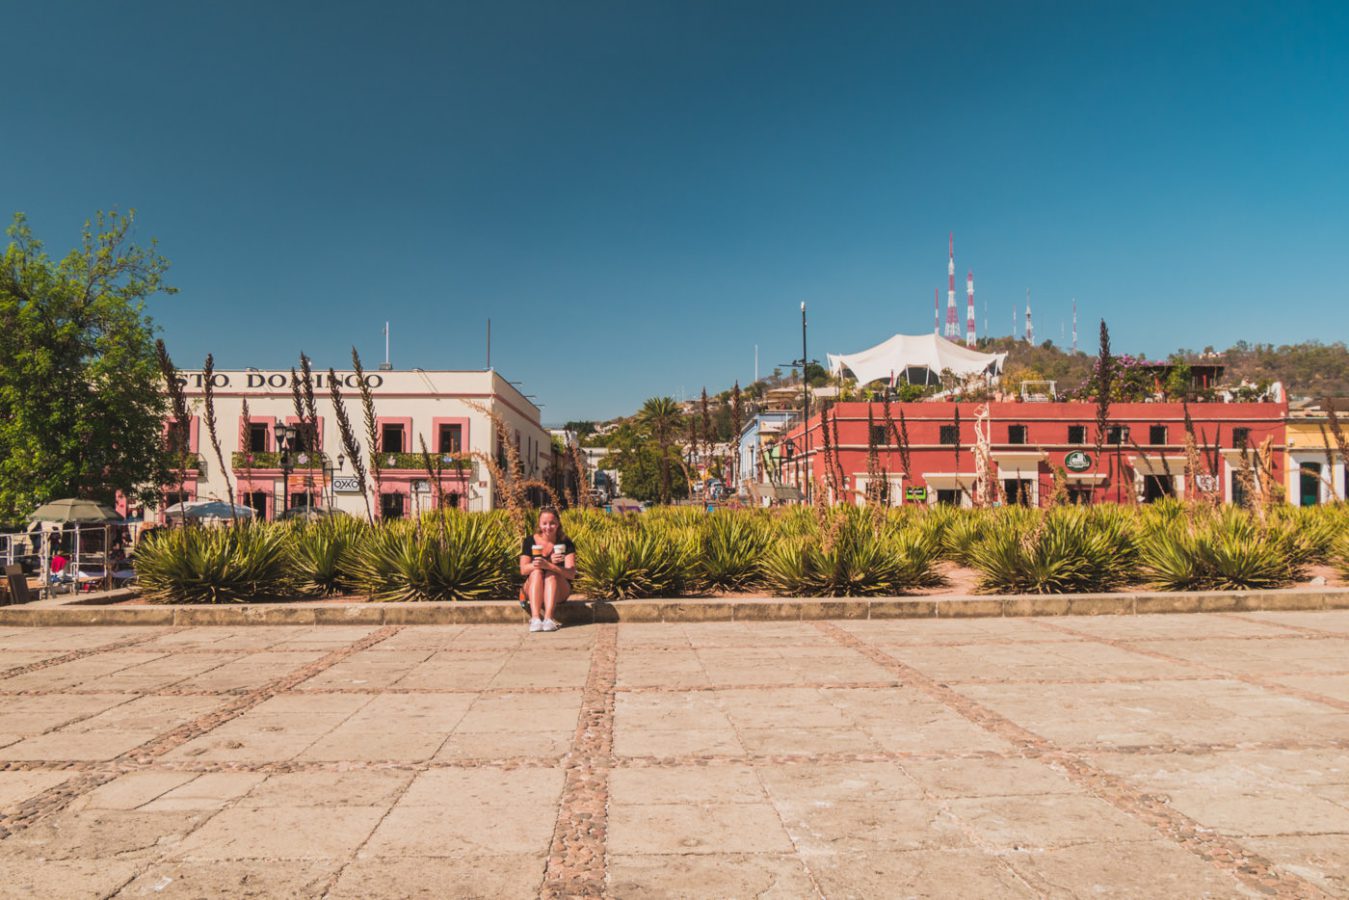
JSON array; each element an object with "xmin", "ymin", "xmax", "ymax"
[{"xmin": 521, "ymin": 535, "xmax": 577, "ymax": 559}]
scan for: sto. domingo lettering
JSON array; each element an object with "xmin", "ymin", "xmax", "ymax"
[{"xmin": 176, "ymin": 372, "xmax": 383, "ymax": 390}]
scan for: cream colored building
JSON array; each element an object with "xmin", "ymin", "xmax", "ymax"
[{"xmin": 152, "ymin": 369, "xmax": 550, "ymax": 519}]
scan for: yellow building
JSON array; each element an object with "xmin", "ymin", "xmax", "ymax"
[{"xmin": 1285, "ymin": 398, "xmax": 1348, "ymax": 505}]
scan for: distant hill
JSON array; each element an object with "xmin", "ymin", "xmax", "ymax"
[
  {"xmin": 988, "ymin": 337, "xmax": 1349, "ymax": 398},
  {"xmin": 577, "ymin": 338, "xmax": 1349, "ymax": 441}
]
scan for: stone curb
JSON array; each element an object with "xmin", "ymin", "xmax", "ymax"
[{"xmin": 0, "ymin": 587, "xmax": 1345, "ymax": 626}]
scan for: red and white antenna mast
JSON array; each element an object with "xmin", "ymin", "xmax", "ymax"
[
  {"xmin": 945, "ymin": 233, "xmax": 959, "ymax": 339},
  {"xmin": 1025, "ymin": 288, "xmax": 1034, "ymax": 344},
  {"xmin": 965, "ymin": 271, "xmax": 976, "ymax": 347},
  {"xmin": 933, "ymin": 288, "xmax": 939, "ymax": 335},
  {"xmin": 1071, "ymin": 298, "xmax": 1078, "ymax": 352}
]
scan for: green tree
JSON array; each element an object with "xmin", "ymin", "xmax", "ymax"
[
  {"xmin": 637, "ymin": 396, "xmax": 683, "ymax": 504},
  {"xmin": 599, "ymin": 422, "xmax": 688, "ymax": 503},
  {"xmin": 0, "ymin": 211, "xmax": 175, "ymax": 520}
]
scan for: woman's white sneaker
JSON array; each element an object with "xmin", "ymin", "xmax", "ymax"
[
  {"xmin": 529, "ymin": 618, "xmax": 544, "ymax": 633},
  {"xmin": 541, "ymin": 619, "xmax": 560, "ymax": 632}
]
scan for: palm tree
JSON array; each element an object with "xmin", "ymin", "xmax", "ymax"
[{"xmin": 639, "ymin": 396, "xmax": 682, "ymax": 504}]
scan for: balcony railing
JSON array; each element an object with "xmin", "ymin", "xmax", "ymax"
[{"xmin": 231, "ymin": 451, "xmax": 329, "ymax": 469}]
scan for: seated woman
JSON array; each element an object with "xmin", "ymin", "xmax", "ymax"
[{"xmin": 519, "ymin": 508, "xmax": 576, "ymax": 633}]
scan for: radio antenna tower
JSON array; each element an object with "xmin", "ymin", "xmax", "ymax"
[
  {"xmin": 1071, "ymin": 299, "xmax": 1078, "ymax": 352},
  {"xmin": 933, "ymin": 288, "xmax": 940, "ymax": 335},
  {"xmin": 945, "ymin": 233, "xmax": 959, "ymax": 339},
  {"xmin": 965, "ymin": 271, "xmax": 976, "ymax": 347},
  {"xmin": 1024, "ymin": 289, "xmax": 1034, "ymax": 344}
]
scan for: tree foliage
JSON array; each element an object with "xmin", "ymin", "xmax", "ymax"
[{"xmin": 0, "ymin": 211, "xmax": 175, "ymax": 520}]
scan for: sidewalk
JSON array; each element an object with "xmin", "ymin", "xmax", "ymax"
[{"xmin": 1, "ymin": 611, "xmax": 1346, "ymax": 896}]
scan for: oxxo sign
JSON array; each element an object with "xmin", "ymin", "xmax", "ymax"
[
  {"xmin": 1064, "ymin": 450, "xmax": 1093, "ymax": 472},
  {"xmin": 175, "ymin": 372, "xmax": 384, "ymax": 390},
  {"xmin": 332, "ymin": 477, "xmax": 363, "ymax": 493}
]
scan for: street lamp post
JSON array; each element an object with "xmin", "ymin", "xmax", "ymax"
[
  {"xmin": 276, "ymin": 422, "xmax": 297, "ymax": 518},
  {"xmin": 801, "ymin": 302, "xmax": 811, "ymax": 505}
]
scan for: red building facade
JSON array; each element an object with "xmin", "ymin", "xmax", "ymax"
[{"xmin": 777, "ymin": 401, "xmax": 1287, "ymax": 507}]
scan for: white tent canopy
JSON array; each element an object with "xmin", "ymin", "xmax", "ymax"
[{"xmin": 827, "ymin": 334, "xmax": 1007, "ymax": 387}]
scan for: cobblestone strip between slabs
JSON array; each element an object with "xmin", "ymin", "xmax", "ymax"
[
  {"xmin": 1219, "ymin": 612, "xmax": 1349, "ymax": 640},
  {"xmin": 1033, "ymin": 618, "xmax": 1349, "ymax": 714},
  {"xmin": 0, "ymin": 625, "xmax": 403, "ymax": 841},
  {"xmin": 0, "ymin": 627, "xmax": 181, "ymax": 680},
  {"xmin": 541, "ymin": 623, "xmax": 618, "ymax": 899},
  {"xmin": 813, "ymin": 621, "xmax": 1324, "ymax": 900}
]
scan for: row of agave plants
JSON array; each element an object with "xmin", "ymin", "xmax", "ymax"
[{"xmin": 133, "ymin": 501, "xmax": 1349, "ymax": 604}]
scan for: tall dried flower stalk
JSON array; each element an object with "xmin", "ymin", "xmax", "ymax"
[
  {"xmin": 155, "ymin": 340, "xmax": 192, "ymax": 510},
  {"xmin": 200, "ymin": 354, "xmax": 237, "ymax": 525},
  {"xmin": 1326, "ymin": 400, "xmax": 1349, "ymax": 468},
  {"xmin": 1092, "ymin": 321, "xmax": 1115, "ymax": 497},
  {"xmin": 327, "ymin": 368, "xmax": 372, "ymax": 523},
  {"xmin": 730, "ymin": 382, "xmax": 743, "ymax": 488},
  {"xmin": 239, "ymin": 398, "xmax": 256, "ymax": 514},
  {"xmin": 569, "ymin": 442, "xmax": 590, "ymax": 509},
  {"xmin": 818, "ymin": 408, "xmax": 840, "ymax": 503},
  {"xmin": 700, "ymin": 387, "xmax": 712, "ymax": 470},
  {"xmin": 418, "ymin": 434, "xmax": 448, "ymax": 512},
  {"xmin": 352, "ymin": 348, "xmax": 383, "ymax": 516}
]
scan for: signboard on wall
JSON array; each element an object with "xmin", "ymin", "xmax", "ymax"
[
  {"xmin": 1064, "ymin": 450, "xmax": 1093, "ymax": 472},
  {"xmin": 332, "ymin": 477, "xmax": 362, "ymax": 493},
  {"xmin": 904, "ymin": 487, "xmax": 927, "ymax": 502}
]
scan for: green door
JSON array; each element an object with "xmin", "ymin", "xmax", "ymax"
[{"xmin": 1300, "ymin": 463, "xmax": 1322, "ymax": 506}]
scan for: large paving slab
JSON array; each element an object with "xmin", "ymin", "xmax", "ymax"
[{"xmin": 0, "ymin": 612, "xmax": 1347, "ymax": 897}]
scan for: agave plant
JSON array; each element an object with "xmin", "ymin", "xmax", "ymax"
[
  {"xmin": 1333, "ymin": 531, "xmax": 1349, "ymax": 581},
  {"xmin": 761, "ymin": 514, "xmax": 940, "ymax": 597},
  {"xmin": 697, "ymin": 511, "xmax": 769, "ymax": 592},
  {"xmin": 576, "ymin": 526, "xmax": 694, "ymax": 600},
  {"xmin": 968, "ymin": 507, "xmax": 1129, "ymax": 594},
  {"xmin": 136, "ymin": 522, "xmax": 291, "ymax": 604},
  {"xmin": 348, "ymin": 513, "xmax": 518, "ymax": 602},
  {"xmin": 288, "ymin": 515, "xmax": 368, "ymax": 596},
  {"xmin": 1139, "ymin": 506, "xmax": 1302, "ymax": 591}
]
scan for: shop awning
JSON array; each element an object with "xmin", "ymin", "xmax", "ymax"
[
  {"xmin": 921, "ymin": 473, "xmax": 979, "ymax": 489},
  {"xmin": 992, "ymin": 451, "xmax": 1047, "ymax": 478},
  {"xmin": 1127, "ymin": 455, "xmax": 1188, "ymax": 476}
]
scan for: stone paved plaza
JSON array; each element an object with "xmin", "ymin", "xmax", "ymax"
[{"xmin": 0, "ymin": 611, "xmax": 1347, "ymax": 898}]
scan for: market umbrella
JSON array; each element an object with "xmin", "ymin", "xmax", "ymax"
[
  {"xmin": 27, "ymin": 498, "xmax": 121, "ymax": 525},
  {"xmin": 163, "ymin": 500, "xmax": 256, "ymax": 521}
]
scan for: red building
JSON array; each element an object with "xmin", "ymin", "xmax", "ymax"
[{"xmin": 776, "ymin": 401, "xmax": 1286, "ymax": 507}]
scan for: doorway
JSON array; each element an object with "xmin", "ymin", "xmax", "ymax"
[
  {"xmin": 1142, "ymin": 475, "xmax": 1175, "ymax": 503},
  {"xmin": 380, "ymin": 492, "xmax": 405, "ymax": 520},
  {"xmin": 1300, "ymin": 463, "xmax": 1323, "ymax": 506}
]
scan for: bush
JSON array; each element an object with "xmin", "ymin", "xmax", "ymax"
[
  {"xmin": 348, "ymin": 513, "xmax": 518, "ymax": 602},
  {"xmin": 697, "ymin": 512, "xmax": 769, "ymax": 592},
  {"xmin": 968, "ymin": 507, "xmax": 1131, "ymax": 594},
  {"xmin": 1138, "ymin": 507, "xmax": 1303, "ymax": 591},
  {"xmin": 136, "ymin": 522, "xmax": 290, "ymax": 604},
  {"xmin": 577, "ymin": 526, "xmax": 693, "ymax": 600},
  {"xmin": 287, "ymin": 515, "xmax": 368, "ymax": 597}
]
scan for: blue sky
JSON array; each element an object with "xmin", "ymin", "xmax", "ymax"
[{"xmin": 4, "ymin": 1, "xmax": 1347, "ymax": 422}]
